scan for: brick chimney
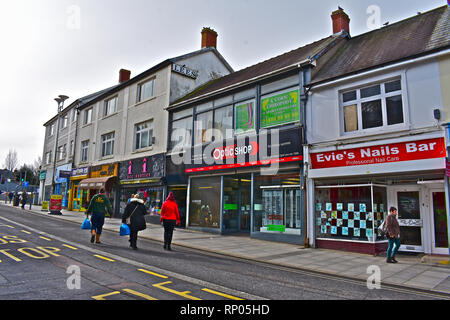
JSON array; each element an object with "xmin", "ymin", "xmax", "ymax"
[
  {"xmin": 119, "ymin": 69, "xmax": 131, "ymax": 83},
  {"xmin": 331, "ymin": 7, "xmax": 350, "ymax": 35},
  {"xmin": 201, "ymin": 27, "xmax": 218, "ymax": 49}
]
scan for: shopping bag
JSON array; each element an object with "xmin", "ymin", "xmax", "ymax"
[
  {"xmin": 120, "ymin": 223, "xmax": 130, "ymax": 236},
  {"xmin": 81, "ymin": 218, "xmax": 92, "ymax": 230}
]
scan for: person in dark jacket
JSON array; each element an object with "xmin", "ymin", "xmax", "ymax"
[
  {"xmin": 86, "ymin": 189, "xmax": 113, "ymax": 244},
  {"xmin": 122, "ymin": 193, "xmax": 147, "ymax": 250},
  {"xmin": 160, "ymin": 192, "xmax": 181, "ymax": 251},
  {"xmin": 386, "ymin": 206, "xmax": 401, "ymax": 263}
]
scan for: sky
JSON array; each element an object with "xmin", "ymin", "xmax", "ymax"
[{"xmin": 0, "ymin": 0, "xmax": 446, "ymax": 168}]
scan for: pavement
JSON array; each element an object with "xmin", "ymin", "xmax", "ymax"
[{"xmin": 1, "ymin": 201, "xmax": 450, "ymax": 296}]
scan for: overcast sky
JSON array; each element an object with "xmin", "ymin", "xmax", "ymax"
[{"xmin": 0, "ymin": 0, "xmax": 446, "ymax": 168}]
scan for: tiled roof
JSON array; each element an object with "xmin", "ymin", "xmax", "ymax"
[
  {"xmin": 310, "ymin": 6, "xmax": 450, "ymax": 86},
  {"xmin": 170, "ymin": 34, "xmax": 344, "ymax": 107}
]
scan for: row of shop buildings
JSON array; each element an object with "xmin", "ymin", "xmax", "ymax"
[{"xmin": 40, "ymin": 6, "xmax": 450, "ymax": 256}]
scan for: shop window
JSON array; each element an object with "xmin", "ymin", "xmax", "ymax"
[
  {"xmin": 253, "ymin": 172, "xmax": 301, "ymax": 235},
  {"xmin": 314, "ymin": 184, "xmax": 387, "ymax": 242},
  {"xmin": 170, "ymin": 115, "xmax": 193, "ymax": 151},
  {"xmin": 235, "ymin": 100, "xmax": 255, "ymax": 134},
  {"xmin": 189, "ymin": 177, "xmax": 221, "ymax": 229},
  {"xmin": 194, "ymin": 111, "xmax": 213, "ymax": 145},
  {"xmin": 119, "ymin": 187, "xmax": 163, "ymax": 216},
  {"xmin": 341, "ymin": 79, "xmax": 404, "ymax": 134}
]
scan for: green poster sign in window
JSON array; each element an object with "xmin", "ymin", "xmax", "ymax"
[
  {"xmin": 235, "ymin": 100, "xmax": 255, "ymax": 133},
  {"xmin": 261, "ymin": 89, "xmax": 300, "ymax": 128}
]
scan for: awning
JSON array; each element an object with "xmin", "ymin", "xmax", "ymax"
[{"xmin": 78, "ymin": 176, "xmax": 117, "ymax": 190}]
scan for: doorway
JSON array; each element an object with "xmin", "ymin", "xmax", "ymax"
[
  {"xmin": 390, "ymin": 186, "xmax": 424, "ymax": 252},
  {"xmin": 430, "ymin": 189, "xmax": 449, "ymax": 255},
  {"xmin": 222, "ymin": 175, "xmax": 251, "ymax": 233}
]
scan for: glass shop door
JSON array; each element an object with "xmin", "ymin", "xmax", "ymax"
[{"xmin": 430, "ymin": 189, "xmax": 449, "ymax": 255}]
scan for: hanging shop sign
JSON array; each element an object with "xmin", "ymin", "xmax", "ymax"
[
  {"xmin": 310, "ymin": 137, "xmax": 446, "ymax": 169},
  {"xmin": 260, "ymin": 89, "xmax": 300, "ymax": 128},
  {"xmin": 119, "ymin": 153, "xmax": 165, "ymax": 182},
  {"xmin": 184, "ymin": 127, "xmax": 303, "ymax": 173},
  {"xmin": 90, "ymin": 163, "xmax": 118, "ymax": 178}
]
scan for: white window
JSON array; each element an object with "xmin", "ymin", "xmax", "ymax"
[
  {"xmin": 137, "ymin": 79, "xmax": 154, "ymax": 102},
  {"xmin": 49, "ymin": 123, "xmax": 55, "ymax": 136},
  {"xmin": 104, "ymin": 97, "xmax": 118, "ymax": 116},
  {"xmin": 134, "ymin": 120, "xmax": 154, "ymax": 150},
  {"xmin": 61, "ymin": 114, "xmax": 68, "ymax": 129},
  {"xmin": 46, "ymin": 151, "xmax": 52, "ymax": 165},
  {"xmin": 69, "ymin": 140, "xmax": 74, "ymax": 156},
  {"xmin": 101, "ymin": 132, "xmax": 115, "ymax": 157},
  {"xmin": 57, "ymin": 144, "xmax": 66, "ymax": 161},
  {"xmin": 72, "ymin": 109, "xmax": 78, "ymax": 122},
  {"xmin": 81, "ymin": 140, "xmax": 89, "ymax": 162},
  {"xmin": 83, "ymin": 108, "xmax": 93, "ymax": 125},
  {"xmin": 341, "ymin": 79, "xmax": 404, "ymax": 134}
]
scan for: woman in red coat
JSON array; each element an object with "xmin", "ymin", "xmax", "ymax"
[{"xmin": 160, "ymin": 192, "xmax": 181, "ymax": 251}]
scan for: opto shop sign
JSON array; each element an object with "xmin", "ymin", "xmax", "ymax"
[{"xmin": 310, "ymin": 138, "xmax": 446, "ymax": 169}]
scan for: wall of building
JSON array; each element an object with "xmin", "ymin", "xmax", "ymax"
[{"xmin": 439, "ymin": 54, "xmax": 450, "ymax": 124}]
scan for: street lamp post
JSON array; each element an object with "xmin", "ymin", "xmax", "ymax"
[{"xmin": 49, "ymin": 95, "xmax": 69, "ymax": 215}]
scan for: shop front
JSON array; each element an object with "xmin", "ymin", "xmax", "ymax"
[
  {"xmin": 308, "ymin": 134, "xmax": 449, "ymax": 255},
  {"xmin": 118, "ymin": 153, "xmax": 165, "ymax": 223},
  {"xmin": 68, "ymin": 167, "xmax": 89, "ymax": 212},
  {"xmin": 166, "ymin": 157, "xmax": 188, "ymax": 228},
  {"xmin": 78, "ymin": 163, "xmax": 119, "ymax": 216},
  {"xmin": 183, "ymin": 127, "xmax": 305, "ymax": 244},
  {"xmin": 55, "ymin": 164, "xmax": 72, "ymax": 208}
]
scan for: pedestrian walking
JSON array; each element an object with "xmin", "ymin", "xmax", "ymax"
[
  {"xmin": 122, "ymin": 194, "xmax": 147, "ymax": 250},
  {"xmin": 8, "ymin": 192, "xmax": 13, "ymax": 204},
  {"xmin": 386, "ymin": 206, "xmax": 401, "ymax": 263},
  {"xmin": 160, "ymin": 192, "xmax": 181, "ymax": 251},
  {"xmin": 21, "ymin": 190, "xmax": 28, "ymax": 210},
  {"xmin": 29, "ymin": 192, "xmax": 34, "ymax": 210},
  {"xmin": 86, "ymin": 188, "xmax": 113, "ymax": 244}
]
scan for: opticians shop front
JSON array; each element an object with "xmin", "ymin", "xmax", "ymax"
[
  {"xmin": 307, "ymin": 133, "xmax": 449, "ymax": 255},
  {"xmin": 183, "ymin": 127, "xmax": 306, "ymax": 245}
]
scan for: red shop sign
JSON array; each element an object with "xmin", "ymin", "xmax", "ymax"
[{"xmin": 310, "ymin": 137, "xmax": 446, "ymax": 169}]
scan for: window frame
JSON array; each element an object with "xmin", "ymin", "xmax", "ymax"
[
  {"xmin": 340, "ymin": 77, "xmax": 407, "ymax": 136},
  {"xmin": 104, "ymin": 96, "xmax": 118, "ymax": 117},
  {"xmin": 83, "ymin": 108, "xmax": 93, "ymax": 125},
  {"xmin": 101, "ymin": 132, "xmax": 115, "ymax": 158},
  {"xmin": 81, "ymin": 140, "xmax": 89, "ymax": 163},
  {"xmin": 134, "ymin": 120, "xmax": 154, "ymax": 151},
  {"xmin": 137, "ymin": 78, "xmax": 155, "ymax": 103}
]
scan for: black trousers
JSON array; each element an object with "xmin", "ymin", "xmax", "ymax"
[
  {"xmin": 163, "ymin": 220, "xmax": 177, "ymax": 247},
  {"xmin": 129, "ymin": 229, "xmax": 138, "ymax": 248}
]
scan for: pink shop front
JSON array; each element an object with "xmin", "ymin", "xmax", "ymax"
[{"xmin": 307, "ymin": 135, "xmax": 450, "ymax": 256}]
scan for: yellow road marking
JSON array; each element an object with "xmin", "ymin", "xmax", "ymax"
[
  {"xmin": 21, "ymin": 230, "xmax": 32, "ymax": 234},
  {"xmin": 123, "ymin": 289, "xmax": 158, "ymax": 300},
  {"xmin": 138, "ymin": 268, "xmax": 168, "ymax": 279},
  {"xmin": 202, "ymin": 288, "xmax": 244, "ymax": 300},
  {"xmin": 92, "ymin": 291, "xmax": 121, "ymax": 300},
  {"xmin": 39, "ymin": 236, "xmax": 51, "ymax": 241},
  {"xmin": 62, "ymin": 244, "xmax": 78, "ymax": 250},
  {"xmin": 153, "ymin": 281, "xmax": 202, "ymax": 300},
  {"xmin": 0, "ymin": 249, "xmax": 22, "ymax": 262},
  {"xmin": 94, "ymin": 254, "xmax": 115, "ymax": 262}
]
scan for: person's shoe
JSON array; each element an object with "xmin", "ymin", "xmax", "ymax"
[
  {"xmin": 167, "ymin": 245, "xmax": 172, "ymax": 251},
  {"xmin": 386, "ymin": 258, "xmax": 394, "ymax": 263},
  {"xmin": 391, "ymin": 257, "xmax": 398, "ymax": 263},
  {"xmin": 95, "ymin": 234, "xmax": 101, "ymax": 244},
  {"xmin": 132, "ymin": 246, "xmax": 138, "ymax": 250}
]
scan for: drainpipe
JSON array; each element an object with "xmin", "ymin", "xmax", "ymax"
[{"xmin": 299, "ymin": 66, "xmax": 311, "ymax": 246}]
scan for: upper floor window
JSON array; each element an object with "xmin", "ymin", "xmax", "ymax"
[
  {"xmin": 49, "ymin": 123, "xmax": 55, "ymax": 136},
  {"xmin": 137, "ymin": 79, "xmax": 154, "ymax": 103},
  {"xmin": 45, "ymin": 151, "xmax": 52, "ymax": 165},
  {"xmin": 61, "ymin": 114, "xmax": 68, "ymax": 129},
  {"xmin": 134, "ymin": 120, "xmax": 154, "ymax": 150},
  {"xmin": 104, "ymin": 97, "xmax": 118, "ymax": 117},
  {"xmin": 72, "ymin": 109, "xmax": 78, "ymax": 123},
  {"xmin": 170, "ymin": 109, "xmax": 192, "ymax": 151},
  {"xmin": 81, "ymin": 140, "xmax": 89, "ymax": 162},
  {"xmin": 83, "ymin": 108, "xmax": 93, "ymax": 125},
  {"xmin": 101, "ymin": 132, "xmax": 115, "ymax": 157},
  {"xmin": 342, "ymin": 79, "xmax": 404, "ymax": 134},
  {"xmin": 57, "ymin": 144, "xmax": 66, "ymax": 161}
]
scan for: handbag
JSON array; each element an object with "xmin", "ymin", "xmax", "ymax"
[
  {"xmin": 81, "ymin": 218, "xmax": 92, "ymax": 230},
  {"xmin": 120, "ymin": 223, "xmax": 130, "ymax": 236},
  {"xmin": 125, "ymin": 205, "xmax": 139, "ymax": 225}
]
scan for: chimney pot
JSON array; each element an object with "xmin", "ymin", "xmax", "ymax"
[
  {"xmin": 201, "ymin": 27, "xmax": 218, "ymax": 49},
  {"xmin": 331, "ymin": 8, "xmax": 350, "ymax": 35},
  {"xmin": 119, "ymin": 69, "xmax": 131, "ymax": 83}
]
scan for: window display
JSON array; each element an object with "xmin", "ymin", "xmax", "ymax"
[
  {"xmin": 315, "ymin": 184, "xmax": 387, "ymax": 242},
  {"xmin": 119, "ymin": 186, "xmax": 163, "ymax": 216},
  {"xmin": 254, "ymin": 172, "xmax": 301, "ymax": 234},
  {"xmin": 189, "ymin": 177, "xmax": 221, "ymax": 229}
]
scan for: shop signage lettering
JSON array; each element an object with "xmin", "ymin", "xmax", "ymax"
[
  {"xmin": 90, "ymin": 164, "xmax": 117, "ymax": 178},
  {"xmin": 172, "ymin": 63, "xmax": 198, "ymax": 79},
  {"xmin": 119, "ymin": 153, "xmax": 165, "ymax": 181},
  {"xmin": 71, "ymin": 167, "xmax": 89, "ymax": 177},
  {"xmin": 213, "ymin": 142, "xmax": 259, "ymax": 161},
  {"xmin": 310, "ymin": 138, "xmax": 446, "ymax": 169},
  {"xmin": 261, "ymin": 89, "xmax": 300, "ymax": 128}
]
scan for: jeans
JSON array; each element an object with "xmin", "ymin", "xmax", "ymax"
[
  {"xmin": 90, "ymin": 212, "xmax": 105, "ymax": 235},
  {"xmin": 163, "ymin": 220, "xmax": 177, "ymax": 247},
  {"xmin": 387, "ymin": 237, "xmax": 401, "ymax": 258}
]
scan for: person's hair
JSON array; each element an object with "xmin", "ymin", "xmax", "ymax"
[
  {"xmin": 99, "ymin": 188, "xmax": 105, "ymax": 194},
  {"xmin": 389, "ymin": 206, "xmax": 397, "ymax": 213}
]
